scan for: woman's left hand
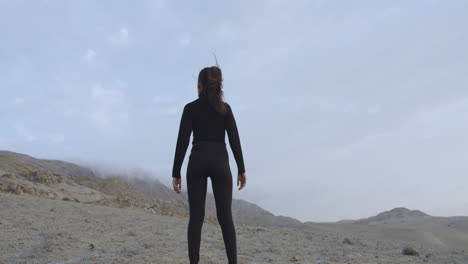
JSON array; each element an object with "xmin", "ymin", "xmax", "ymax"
[{"xmin": 173, "ymin": 177, "xmax": 182, "ymax": 194}]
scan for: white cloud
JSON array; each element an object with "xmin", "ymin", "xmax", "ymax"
[
  {"xmin": 166, "ymin": 106, "xmax": 179, "ymax": 115},
  {"xmin": 26, "ymin": 135, "xmax": 37, "ymax": 142},
  {"xmin": 14, "ymin": 125, "xmax": 38, "ymax": 142},
  {"xmin": 120, "ymin": 28, "xmax": 129, "ymax": 40},
  {"xmin": 91, "ymin": 83, "xmax": 125, "ymax": 104},
  {"xmin": 367, "ymin": 104, "xmax": 382, "ymax": 114},
  {"xmin": 83, "ymin": 49, "xmax": 96, "ymax": 62},
  {"xmin": 153, "ymin": 95, "xmax": 184, "ymax": 115},
  {"xmin": 89, "ymin": 84, "xmax": 130, "ymax": 129},
  {"xmin": 7, "ymin": 57, "xmax": 34, "ymax": 85},
  {"xmin": 153, "ymin": 95, "xmax": 176, "ymax": 103},
  {"xmin": 48, "ymin": 134, "xmax": 65, "ymax": 143},
  {"xmin": 14, "ymin": 97, "xmax": 24, "ymax": 105},
  {"xmin": 107, "ymin": 27, "xmax": 130, "ymax": 46},
  {"xmin": 216, "ymin": 23, "xmax": 233, "ymax": 40},
  {"xmin": 178, "ymin": 32, "xmax": 191, "ymax": 46}
]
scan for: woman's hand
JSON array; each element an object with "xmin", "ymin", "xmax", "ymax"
[
  {"xmin": 173, "ymin": 177, "xmax": 181, "ymax": 194},
  {"xmin": 237, "ymin": 172, "xmax": 246, "ymax": 190}
]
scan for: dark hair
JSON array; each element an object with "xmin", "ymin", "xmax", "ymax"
[{"xmin": 198, "ymin": 66, "xmax": 227, "ymax": 115}]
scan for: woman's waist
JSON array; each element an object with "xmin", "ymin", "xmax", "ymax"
[
  {"xmin": 191, "ymin": 139, "xmax": 227, "ymax": 153},
  {"xmin": 192, "ymin": 138, "xmax": 226, "ymax": 146}
]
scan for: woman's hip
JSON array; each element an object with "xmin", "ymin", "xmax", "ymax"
[{"xmin": 190, "ymin": 140, "xmax": 228, "ymax": 158}]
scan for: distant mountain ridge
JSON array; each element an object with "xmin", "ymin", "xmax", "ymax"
[
  {"xmin": 305, "ymin": 207, "xmax": 468, "ymax": 250},
  {"xmin": 355, "ymin": 207, "xmax": 432, "ymax": 225},
  {"xmin": 329, "ymin": 207, "xmax": 468, "ymax": 229}
]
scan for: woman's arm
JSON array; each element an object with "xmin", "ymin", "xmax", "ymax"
[
  {"xmin": 225, "ymin": 103, "xmax": 246, "ymax": 176},
  {"xmin": 172, "ymin": 104, "xmax": 193, "ymax": 179}
]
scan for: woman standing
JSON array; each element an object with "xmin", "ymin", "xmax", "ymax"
[{"xmin": 172, "ymin": 65, "xmax": 247, "ymax": 264}]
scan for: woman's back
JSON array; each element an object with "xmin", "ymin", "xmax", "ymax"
[
  {"xmin": 189, "ymin": 94, "xmax": 228, "ymax": 143},
  {"xmin": 172, "ymin": 93, "xmax": 245, "ymax": 179}
]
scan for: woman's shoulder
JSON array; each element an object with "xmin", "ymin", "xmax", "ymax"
[
  {"xmin": 185, "ymin": 98, "xmax": 199, "ymax": 107},
  {"xmin": 183, "ymin": 98, "xmax": 204, "ymax": 112},
  {"xmin": 224, "ymin": 102, "xmax": 233, "ymax": 112},
  {"xmin": 181, "ymin": 101, "xmax": 195, "ymax": 114}
]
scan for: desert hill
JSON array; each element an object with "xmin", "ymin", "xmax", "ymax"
[
  {"xmin": 0, "ymin": 154, "xmax": 191, "ymax": 219},
  {"xmin": 0, "ymin": 154, "xmax": 111, "ymax": 203},
  {"xmin": 353, "ymin": 207, "xmax": 432, "ymax": 225},
  {"xmin": 0, "ymin": 150, "xmax": 95, "ymax": 178},
  {"xmin": 0, "ymin": 150, "xmax": 301, "ymax": 227},
  {"xmin": 305, "ymin": 207, "xmax": 468, "ymax": 251}
]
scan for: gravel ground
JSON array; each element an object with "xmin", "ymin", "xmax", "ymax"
[{"xmin": 1, "ymin": 192, "xmax": 467, "ymax": 264}]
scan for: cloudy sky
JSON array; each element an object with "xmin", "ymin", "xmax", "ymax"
[{"xmin": 1, "ymin": 0, "xmax": 467, "ymax": 222}]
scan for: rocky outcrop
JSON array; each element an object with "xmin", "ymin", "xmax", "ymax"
[
  {"xmin": 0, "ymin": 155, "xmax": 112, "ymax": 202},
  {"xmin": 0, "ymin": 150, "xmax": 96, "ymax": 178},
  {"xmin": 0, "ymin": 154, "xmax": 191, "ymax": 219}
]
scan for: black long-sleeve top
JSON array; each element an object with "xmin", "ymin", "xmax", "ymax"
[{"xmin": 172, "ymin": 94, "xmax": 246, "ymax": 179}]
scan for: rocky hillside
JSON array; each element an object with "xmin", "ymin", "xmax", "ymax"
[
  {"xmin": 0, "ymin": 150, "xmax": 301, "ymax": 227},
  {"xmin": 0, "ymin": 153, "xmax": 192, "ymax": 220},
  {"xmin": 0, "ymin": 150, "xmax": 95, "ymax": 178},
  {"xmin": 0, "ymin": 155, "xmax": 110, "ymax": 203}
]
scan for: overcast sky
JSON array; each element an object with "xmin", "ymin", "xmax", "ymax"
[{"xmin": 1, "ymin": 0, "xmax": 467, "ymax": 222}]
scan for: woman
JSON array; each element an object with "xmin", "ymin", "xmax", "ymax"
[{"xmin": 171, "ymin": 65, "xmax": 247, "ymax": 264}]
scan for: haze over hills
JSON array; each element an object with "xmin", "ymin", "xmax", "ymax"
[
  {"xmin": 1, "ymin": 150, "xmax": 468, "ymax": 263},
  {"xmin": 2, "ymin": 149, "xmax": 467, "ymax": 229},
  {"xmin": 0, "ymin": 150, "xmax": 301, "ymax": 227}
]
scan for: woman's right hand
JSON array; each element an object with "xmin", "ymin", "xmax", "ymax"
[
  {"xmin": 237, "ymin": 172, "xmax": 246, "ymax": 190},
  {"xmin": 173, "ymin": 177, "xmax": 181, "ymax": 194}
]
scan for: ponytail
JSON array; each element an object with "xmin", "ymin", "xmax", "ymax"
[{"xmin": 198, "ymin": 66, "xmax": 227, "ymax": 115}]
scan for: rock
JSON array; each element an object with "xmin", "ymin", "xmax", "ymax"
[
  {"xmin": 255, "ymin": 227, "xmax": 266, "ymax": 232},
  {"xmin": 402, "ymin": 247, "xmax": 420, "ymax": 257},
  {"xmin": 0, "ymin": 183, "xmax": 8, "ymax": 192},
  {"xmin": 5, "ymin": 173, "xmax": 16, "ymax": 179},
  {"xmin": 290, "ymin": 255, "xmax": 303, "ymax": 261},
  {"xmin": 343, "ymin": 237, "xmax": 354, "ymax": 245}
]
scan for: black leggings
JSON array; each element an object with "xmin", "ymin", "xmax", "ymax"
[{"xmin": 186, "ymin": 141, "xmax": 237, "ymax": 264}]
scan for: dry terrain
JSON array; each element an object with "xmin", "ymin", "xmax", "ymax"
[{"xmin": 1, "ymin": 151, "xmax": 468, "ymax": 263}]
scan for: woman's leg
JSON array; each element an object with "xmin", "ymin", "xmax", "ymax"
[
  {"xmin": 210, "ymin": 158, "xmax": 237, "ymax": 264},
  {"xmin": 186, "ymin": 156, "xmax": 208, "ymax": 264}
]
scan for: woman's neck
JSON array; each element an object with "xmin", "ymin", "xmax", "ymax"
[{"xmin": 199, "ymin": 91, "xmax": 207, "ymax": 98}]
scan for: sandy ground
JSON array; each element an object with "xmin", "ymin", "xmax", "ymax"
[{"xmin": 1, "ymin": 192, "xmax": 467, "ymax": 264}]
